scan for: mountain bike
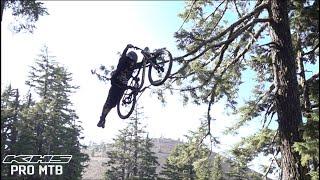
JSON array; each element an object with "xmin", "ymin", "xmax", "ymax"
[{"xmin": 117, "ymin": 46, "xmax": 173, "ymax": 119}]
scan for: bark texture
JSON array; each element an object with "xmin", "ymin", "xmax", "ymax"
[{"xmin": 269, "ymin": 0, "xmax": 304, "ymax": 179}]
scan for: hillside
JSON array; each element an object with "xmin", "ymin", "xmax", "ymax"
[
  {"xmin": 81, "ymin": 138, "xmax": 271, "ymax": 180},
  {"xmin": 82, "ymin": 138, "xmax": 182, "ymax": 179}
]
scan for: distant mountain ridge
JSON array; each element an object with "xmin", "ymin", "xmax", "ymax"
[{"xmin": 82, "ymin": 137, "xmax": 272, "ymax": 180}]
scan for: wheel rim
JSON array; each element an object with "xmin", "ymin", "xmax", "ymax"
[
  {"xmin": 149, "ymin": 50, "xmax": 172, "ymax": 85},
  {"xmin": 118, "ymin": 88, "xmax": 135, "ymax": 118}
]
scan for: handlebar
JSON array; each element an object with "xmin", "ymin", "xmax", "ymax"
[
  {"xmin": 131, "ymin": 45, "xmax": 165, "ymax": 53},
  {"xmin": 130, "ymin": 45, "xmax": 151, "ymax": 57},
  {"xmin": 132, "ymin": 46, "xmax": 142, "ymax": 51}
]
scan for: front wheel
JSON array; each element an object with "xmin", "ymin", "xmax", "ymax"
[
  {"xmin": 117, "ymin": 87, "xmax": 136, "ymax": 119},
  {"xmin": 148, "ymin": 49, "xmax": 173, "ymax": 86}
]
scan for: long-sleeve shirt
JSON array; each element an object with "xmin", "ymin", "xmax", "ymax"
[{"xmin": 111, "ymin": 47, "xmax": 142, "ymax": 86}]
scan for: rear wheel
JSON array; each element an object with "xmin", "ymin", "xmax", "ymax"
[
  {"xmin": 117, "ymin": 87, "xmax": 136, "ymax": 119},
  {"xmin": 117, "ymin": 75, "xmax": 140, "ymax": 119},
  {"xmin": 148, "ymin": 49, "xmax": 173, "ymax": 86}
]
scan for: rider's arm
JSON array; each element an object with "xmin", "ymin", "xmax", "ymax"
[
  {"xmin": 112, "ymin": 44, "xmax": 133, "ymax": 78},
  {"xmin": 112, "ymin": 57, "xmax": 127, "ymax": 77},
  {"xmin": 121, "ymin": 44, "xmax": 133, "ymax": 57},
  {"xmin": 133, "ymin": 62, "xmax": 143, "ymax": 69}
]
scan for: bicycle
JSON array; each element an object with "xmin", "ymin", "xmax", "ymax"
[{"xmin": 117, "ymin": 46, "xmax": 173, "ymax": 119}]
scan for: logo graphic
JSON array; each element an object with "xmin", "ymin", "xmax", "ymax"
[{"xmin": 2, "ymin": 155, "xmax": 72, "ymax": 176}]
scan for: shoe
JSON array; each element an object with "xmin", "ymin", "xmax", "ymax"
[{"xmin": 97, "ymin": 117, "xmax": 105, "ymax": 128}]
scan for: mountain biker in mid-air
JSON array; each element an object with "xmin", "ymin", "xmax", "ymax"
[{"xmin": 97, "ymin": 44, "xmax": 142, "ymax": 128}]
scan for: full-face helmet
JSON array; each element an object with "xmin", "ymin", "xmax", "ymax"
[{"xmin": 126, "ymin": 51, "xmax": 138, "ymax": 62}]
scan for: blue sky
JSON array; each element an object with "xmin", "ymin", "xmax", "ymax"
[
  {"xmin": 1, "ymin": 1, "xmax": 206, "ymax": 143},
  {"xmin": 0, "ymin": 0, "xmax": 264, "ymax": 169},
  {"xmin": 2, "ymin": 1, "xmax": 251, "ymax": 157},
  {"xmin": 0, "ymin": 1, "xmax": 254, "ymax": 174}
]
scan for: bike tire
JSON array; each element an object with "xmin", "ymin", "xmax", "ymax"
[
  {"xmin": 148, "ymin": 49, "xmax": 173, "ymax": 86},
  {"xmin": 117, "ymin": 88, "xmax": 137, "ymax": 119}
]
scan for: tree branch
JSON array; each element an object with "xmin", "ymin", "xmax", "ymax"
[
  {"xmin": 302, "ymin": 43, "xmax": 319, "ymax": 56},
  {"xmin": 203, "ymin": 0, "xmax": 227, "ymax": 22},
  {"xmin": 219, "ymin": 23, "xmax": 268, "ymax": 78},
  {"xmin": 178, "ymin": 1, "xmax": 269, "ymax": 59},
  {"xmin": 263, "ymin": 158, "xmax": 275, "ymax": 179},
  {"xmin": 216, "ymin": 27, "xmax": 234, "ymax": 72},
  {"xmin": 181, "ymin": 18, "xmax": 269, "ymax": 64},
  {"xmin": 170, "ymin": 22, "xmax": 268, "ymax": 97},
  {"xmin": 306, "ymin": 73, "xmax": 319, "ymax": 83},
  {"xmin": 208, "ymin": 0, "xmax": 229, "ymax": 32},
  {"xmin": 177, "ymin": 0, "xmax": 197, "ymax": 32}
]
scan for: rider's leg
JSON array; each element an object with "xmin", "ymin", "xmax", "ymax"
[
  {"xmin": 100, "ymin": 104, "xmax": 111, "ymax": 121},
  {"xmin": 97, "ymin": 106, "xmax": 111, "ymax": 128},
  {"xmin": 97, "ymin": 85, "xmax": 122, "ymax": 128},
  {"xmin": 97, "ymin": 104, "xmax": 111, "ymax": 128}
]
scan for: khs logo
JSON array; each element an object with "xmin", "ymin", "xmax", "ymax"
[{"xmin": 2, "ymin": 155, "xmax": 72, "ymax": 164}]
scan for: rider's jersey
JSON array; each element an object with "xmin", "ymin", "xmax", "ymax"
[{"xmin": 111, "ymin": 56, "xmax": 135, "ymax": 86}]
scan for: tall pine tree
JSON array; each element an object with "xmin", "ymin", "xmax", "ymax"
[
  {"xmin": 104, "ymin": 106, "xmax": 159, "ymax": 180},
  {"xmin": 163, "ymin": 1, "xmax": 318, "ymax": 179},
  {"xmin": 138, "ymin": 134, "xmax": 159, "ymax": 179},
  {"xmin": 1, "ymin": 45, "xmax": 89, "ymax": 179},
  {"xmin": 26, "ymin": 45, "xmax": 89, "ymax": 179},
  {"xmin": 1, "ymin": 85, "xmax": 20, "ymax": 177},
  {"xmin": 160, "ymin": 119, "xmax": 218, "ymax": 179}
]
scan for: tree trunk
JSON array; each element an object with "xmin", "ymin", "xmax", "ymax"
[
  {"xmin": 295, "ymin": 15, "xmax": 311, "ymax": 114},
  {"xmin": 133, "ymin": 117, "xmax": 138, "ymax": 176},
  {"xmin": 1, "ymin": 0, "xmax": 5, "ymax": 22},
  {"xmin": 9, "ymin": 89, "xmax": 19, "ymax": 155},
  {"xmin": 269, "ymin": 0, "xmax": 305, "ymax": 179}
]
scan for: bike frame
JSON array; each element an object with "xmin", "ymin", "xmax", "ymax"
[{"xmin": 129, "ymin": 47, "xmax": 160, "ymax": 92}]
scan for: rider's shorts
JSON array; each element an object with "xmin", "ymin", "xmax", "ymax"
[{"xmin": 104, "ymin": 80, "xmax": 126, "ymax": 109}]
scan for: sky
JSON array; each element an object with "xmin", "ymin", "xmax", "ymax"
[
  {"xmin": 1, "ymin": 0, "xmax": 257, "ymax": 156},
  {"xmin": 2, "ymin": 1, "xmax": 231, "ymax": 144},
  {"xmin": 4, "ymin": 2, "xmax": 318, "ymax": 178}
]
